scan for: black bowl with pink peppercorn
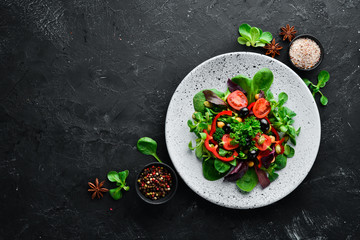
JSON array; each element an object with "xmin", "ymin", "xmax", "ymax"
[
  {"xmin": 288, "ymin": 34, "xmax": 324, "ymax": 71},
  {"xmin": 135, "ymin": 162, "xmax": 178, "ymax": 204}
]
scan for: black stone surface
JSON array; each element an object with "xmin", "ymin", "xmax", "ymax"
[{"xmin": 1, "ymin": 0, "xmax": 359, "ymax": 239}]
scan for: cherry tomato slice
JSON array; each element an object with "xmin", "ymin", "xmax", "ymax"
[
  {"xmin": 253, "ymin": 98, "xmax": 271, "ymax": 118},
  {"xmin": 221, "ymin": 134, "xmax": 239, "ymax": 150},
  {"xmin": 227, "ymin": 90, "xmax": 248, "ymax": 111},
  {"xmin": 254, "ymin": 133, "xmax": 272, "ymax": 151}
]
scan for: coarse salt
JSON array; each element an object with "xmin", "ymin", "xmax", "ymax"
[{"xmin": 289, "ymin": 38, "xmax": 321, "ymax": 69}]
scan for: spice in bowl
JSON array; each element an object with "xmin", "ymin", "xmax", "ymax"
[
  {"xmin": 289, "ymin": 37, "xmax": 322, "ymax": 70},
  {"xmin": 137, "ymin": 165, "xmax": 173, "ymax": 200}
]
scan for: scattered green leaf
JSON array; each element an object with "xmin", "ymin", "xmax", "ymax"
[
  {"xmin": 107, "ymin": 171, "xmax": 121, "ymax": 183},
  {"xmin": 237, "ymin": 23, "xmax": 273, "ymax": 48},
  {"xmin": 137, "ymin": 137, "xmax": 162, "ymax": 163},
  {"xmin": 118, "ymin": 170, "xmax": 129, "ymax": 183},
  {"xmin": 318, "ymin": 70, "xmax": 330, "ymax": 88},
  {"xmin": 107, "ymin": 170, "xmax": 130, "ymax": 200},
  {"xmin": 303, "ymin": 70, "xmax": 330, "ymax": 106},
  {"xmin": 320, "ymin": 95, "xmax": 328, "ymax": 105},
  {"xmin": 109, "ymin": 188, "xmax": 122, "ymax": 200}
]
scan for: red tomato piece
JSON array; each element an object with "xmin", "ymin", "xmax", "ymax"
[
  {"xmin": 254, "ymin": 133, "xmax": 272, "ymax": 151},
  {"xmin": 253, "ymin": 98, "xmax": 271, "ymax": 118},
  {"xmin": 227, "ymin": 90, "xmax": 248, "ymax": 110},
  {"xmin": 221, "ymin": 134, "xmax": 239, "ymax": 150}
]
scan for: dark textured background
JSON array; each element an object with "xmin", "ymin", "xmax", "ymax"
[{"xmin": 1, "ymin": 0, "xmax": 359, "ymax": 239}]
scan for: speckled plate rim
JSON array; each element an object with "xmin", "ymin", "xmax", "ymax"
[{"xmin": 165, "ymin": 52, "xmax": 321, "ymax": 209}]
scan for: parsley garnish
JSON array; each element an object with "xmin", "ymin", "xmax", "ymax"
[{"xmin": 229, "ymin": 116, "xmax": 262, "ymax": 147}]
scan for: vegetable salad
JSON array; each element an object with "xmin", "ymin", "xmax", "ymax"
[{"xmin": 188, "ymin": 68, "xmax": 300, "ymax": 192}]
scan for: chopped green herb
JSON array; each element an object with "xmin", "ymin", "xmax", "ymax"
[
  {"xmin": 213, "ymin": 127, "xmax": 225, "ymax": 142},
  {"xmin": 230, "ymin": 116, "xmax": 261, "ymax": 147}
]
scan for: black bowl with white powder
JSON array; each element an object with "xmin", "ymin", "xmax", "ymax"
[{"xmin": 288, "ymin": 34, "xmax": 324, "ymax": 71}]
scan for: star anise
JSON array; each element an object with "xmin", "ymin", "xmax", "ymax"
[
  {"xmin": 279, "ymin": 24, "xmax": 297, "ymax": 42},
  {"xmin": 88, "ymin": 178, "xmax": 108, "ymax": 199},
  {"xmin": 264, "ymin": 39, "xmax": 283, "ymax": 58}
]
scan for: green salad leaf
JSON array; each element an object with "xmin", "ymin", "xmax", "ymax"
[
  {"xmin": 236, "ymin": 168, "xmax": 258, "ymax": 192},
  {"xmin": 188, "ymin": 111, "xmax": 213, "ymax": 139},
  {"xmin": 263, "ymin": 164, "xmax": 279, "ymax": 182},
  {"xmin": 266, "ymin": 90, "xmax": 300, "ymax": 146},
  {"xmin": 193, "ymin": 89, "xmax": 224, "ymax": 113},
  {"xmin": 214, "ymin": 159, "xmax": 231, "ymax": 173},
  {"xmin": 203, "ymin": 158, "xmax": 229, "ymax": 181},
  {"xmin": 274, "ymin": 155, "xmax": 287, "ymax": 170},
  {"xmin": 218, "ymin": 148, "xmax": 231, "ymax": 157},
  {"xmin": 231, "ymin": 68, "xmax": 274, "ymax": 103},
  {"xmin": 284, "ymin": 144, "xmax": 295, "ymax": 158},
  {"xmin": 189, "ymin": 138, "xmax": 206, "ymax": 159}
]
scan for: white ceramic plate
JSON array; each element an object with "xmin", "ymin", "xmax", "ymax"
[{"xmin": 165, "ymin": 52, "xmax": 321, "ymax": 209}]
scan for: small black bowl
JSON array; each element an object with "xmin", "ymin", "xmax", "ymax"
[
  {"xmin": 135, "ymin": 162, "xmax": 178, "ymax": 205},
  {"xmin": 288, "ymin": 34, "xmax": 324, "ymax": 71}
]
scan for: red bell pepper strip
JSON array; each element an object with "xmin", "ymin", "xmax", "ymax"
[
  {"xmin": 264, "ymin": 117, "xmax": 280, "ymax": 141},
  {"xmin": 275, "ymin": 138, "xmax": 285, "ymax": 145},
  {"xmin": 248, "ymin": 102, "xmax": 255, "ymax": 111},
  {"xmin": 271, "ymin": 125, "xmax": 280, "ymax": 141},
  {"xmin": 203, "ymin": 130, "xmax": 238, "ymax": 162},
  {"xmin": 209, "ymin": 110, "xmax": 233, "ymax": 136}
]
